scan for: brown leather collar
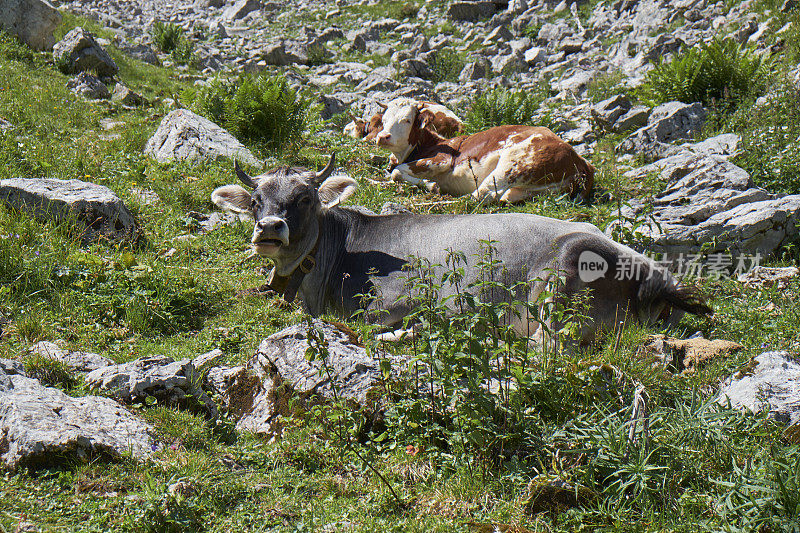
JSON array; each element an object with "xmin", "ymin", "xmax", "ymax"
[{"xmin": 265, "ymin": 243, "xmax": 318, "ymax": 303}]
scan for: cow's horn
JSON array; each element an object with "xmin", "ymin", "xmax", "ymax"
[
  {"xmin": 235, "ymin": 160, "xmax": 258, "ymax": 189},
  {"xmin": 312, "ymin": 153, "xmax": 336, "ymax": 184},
  {"xmin": 376, "ymin": 102, "xmax": 388, "ymax": 110}
]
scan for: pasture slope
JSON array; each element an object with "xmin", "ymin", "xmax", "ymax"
[{"xmin": 1, "ymin": 0, "xmax": 800, "ymax": 531}]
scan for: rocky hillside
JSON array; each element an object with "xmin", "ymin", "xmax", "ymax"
[{"xmin": 1, "ymin": 0, "xmax": 800, "ymax": 531}]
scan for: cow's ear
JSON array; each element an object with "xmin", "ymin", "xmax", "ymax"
[
  {"xmin": 418, "ymin": 109, "xmax": 435, "ymax": 130},
  {"xmin": 318, "ymin": 176, "xmax": 357, "ymax": 208},
  {"xmin": 212, "ymin": 185, "xmax": 252, "ymax": 215}
]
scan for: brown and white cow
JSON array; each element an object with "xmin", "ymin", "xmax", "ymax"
[
  {"xmin": 374, "ymin": 101, "xmax": 595, "ymax": 203},
  {"xmin": 343, "ymin": 99, "xmax": 464, "ymax": 141}
]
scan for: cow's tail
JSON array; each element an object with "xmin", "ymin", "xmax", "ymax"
[{"xmin": 637, "ymin": 270, "xmax": 713, "ymax": 322}]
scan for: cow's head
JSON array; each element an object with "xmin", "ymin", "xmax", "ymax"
[
  {"xmin": 343, "ymin": 113, "xmax": 385, "ymax": 140},
  {"xmin": 211, "ymin": 154, "xmax": 356, "ymax": 266},
  {"xmin": 374, "ymin": 100, "xmax": 434, "ymax": 153}
]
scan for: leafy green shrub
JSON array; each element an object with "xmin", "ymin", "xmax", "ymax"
[
  {"xmin": 185, "ymin": 74, "xmax": 312, "ymax": 151},
  {"xmin": 465, "ymin": 85, "xmax": 553, "ymax": 133},
  {"xmin": 638, "ymin": 37, "xmax": 771, "ymax": 108},
  {"xmin": 24, "ymin": 355, "xmax": 77, "ymax": 389},
  {"xmin": 151, "ymin": 21, "xmax": 185, "ymax": 53},
  {"xmin": 428, "ymin": 49, "xmax": 465, "ymax": 84}
]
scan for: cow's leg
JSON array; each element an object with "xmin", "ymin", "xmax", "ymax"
[
  {"xmin": 390, "ymin": 165, "xmax": 440, "ymax": 193},
  {"xmin": 500, "ymin": 187, "xmax": 535, "ymax": 203},
  {"xmin": 375, "ymin": 327, "xmax": 416, "ymax": 342},
  {"xmin": 472, "ymin": 170, "xmax": 512, "ymax": 204}
]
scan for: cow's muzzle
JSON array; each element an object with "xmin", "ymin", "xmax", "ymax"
[{"xmin": 252, "ymin": 216, "xmax": 289, "ymax": 256}]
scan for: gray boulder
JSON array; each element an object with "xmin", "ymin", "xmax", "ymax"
[
  {"xmin": 448, "ymin": 1, "xmax": 497, "ymax": 21},
  {"xmin": 618, "ymin": 102, "xmax": 707, "ymax": 158},
  {"xmin": 400, "ymin": 58, "xmax": 433, "ymax": 79},
  {"xmin": 0, "ymin": 358, "xmax": 25, "ymax": 376},
  {"xmin": 29, "ymin": 341, "xmax": 114, "ymax": 373},
  {"xmin": 143, "ymin": 109, "xmax": 259, "ymax": 166},
  {"xmin": 0, "ymin": 0, "xmax": 61, "ymax": 51},
  {"xmin": 0, "ymin": 177, "xmax": 139, "ymax": 243},
  {"xmin": 85, "ymin": 355, "xmax": 217, "ymax": 418},
  {"xmin": 718, "ymin": 351, "xmax": 800, "ymax": 429},
  {"xmin": 67, "ymin": 71, "xmax": 111, "ymax": 100},
  {"xmin": 53, "ymin": 27, "xmax": 119, "ymax": 78},
  {"xmin": 0, "ymin": 369, "xmax": 154, "ymax": 471},
  {"xmin": 591, "ymin": 94, "xmax": 632, "ymax": 131}
]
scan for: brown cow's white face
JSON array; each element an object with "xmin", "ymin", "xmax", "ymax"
[{"xmin": 374, "ymin": 102, "xmax": 418, "ymax": 152}]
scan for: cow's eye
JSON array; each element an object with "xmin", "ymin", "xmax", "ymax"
[
  {"xmin": 251, "ymin": 198, "xmax": 259, "ymax": 210},
  {"xmin": 299, "ymin": 196, "xmax": 311, "ymax": 206}
]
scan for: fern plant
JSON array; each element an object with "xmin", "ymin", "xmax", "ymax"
[
  {"xmin": 184, "ymin": 74, "xmax": 312, "ymax": 152},
  {"xmin": 465, "ymin": 85, "xmax": 553, "ymax": 133},
  {"xmin": 638, "ymin": 37, "xmax": 771, "ymax": 108}
]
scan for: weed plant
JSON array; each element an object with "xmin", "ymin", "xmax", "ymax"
[{"xmin": 428, "ymin": 49, "xmax": 465, "ymax": 84}]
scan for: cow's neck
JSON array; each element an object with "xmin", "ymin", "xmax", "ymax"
[
  {"xmin": 266, "ymin": 225, "xmax": 320, "ymax": 304},
  {"xmin": 296, "ymin": 209, "xmax": 351, "ymax": 316},
  {"xmin": 397, "ymin": 128, "xmax": 446, "ymax": 163}
]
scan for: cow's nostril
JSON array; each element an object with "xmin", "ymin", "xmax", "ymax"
[{"xmin": 273, "ymin": 221, "xmax": 284, "ymax": 232}]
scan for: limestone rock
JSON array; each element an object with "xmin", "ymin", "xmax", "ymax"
[
  {"xmin": 0, "ymin": 358, "xmax": 25, "ymax": 376},
  {"xmin": 608, "ymin": 150, "xmax": 800, "ymax": 257},
  {"xmin": 262, "ymin": 41, "xmax": 308, "ymax": 66},
  {"xmin": 0, "ymin": 0, "xmax": 61, "ymax": 51},
  {"xmin": 29, "ymin": 341, "xmax": 114, "ymax": 372},
  {"xmin": 718, "ymin": 351, "xmax": 800, "ymax": 430},
  {"xmin": 591, "ymin": 94, "xmax": 631, "ymax": 131},
  {"xmin": 112, "ymin": 84, "xmax": 144, "ymax": 107},
  {"xmin": 223, "ymin": 0, "xmax": 262, "ymax": 22},
  {"xmin": 192, "ymin": 348, "xmax": 224, "ymax": 373},
  {"xmin": 738, "ymin": 266, "xmax": 799, "ymax": 289},
  {"xmin": 0, "ymin": 369, "xmax": 154, "ymax": 471},
  {"xmin": 0, "ymin": 177, "xmax": 139, "ymax": 243},
  {"xmin": 618, "ymin": 102, "xmax": 707, "ymax": 158},
  {"xmin": 143, "ymin": 109, "xmax": 259, "ymax": 166},
  {"xmin": 459, "ymin": 59, "xmax": 490, "ymax": 81},
  {"xmin": 643, "ymin": 334, "xmax": 742, "ymax": 373},
  {"xmin": 234, "ymin": 321, "xmax": 382, "ymax": 435},
  {"xmin": 53, "ymin": 27, "xmax": 118, "ymax": 78},
  {"xmin": 85, "ymin": 355, "xmax": 217, "ymax": 418},
  {"xmin": 67, "ymin": 71, "xmax": 111, "ymax": 100},
  {"xmin": 117, "ymin": 40, "xmax": 160, "ymax": 65}
]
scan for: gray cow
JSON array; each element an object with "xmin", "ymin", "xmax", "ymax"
[{"xmin": 212, "ymin": 154, "xmax": 711, "ymax": 344}]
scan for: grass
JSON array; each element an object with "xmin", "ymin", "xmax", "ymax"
[{"xmin": 1, "ymin": 6, "xmax": 800, "ymax": 533}]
